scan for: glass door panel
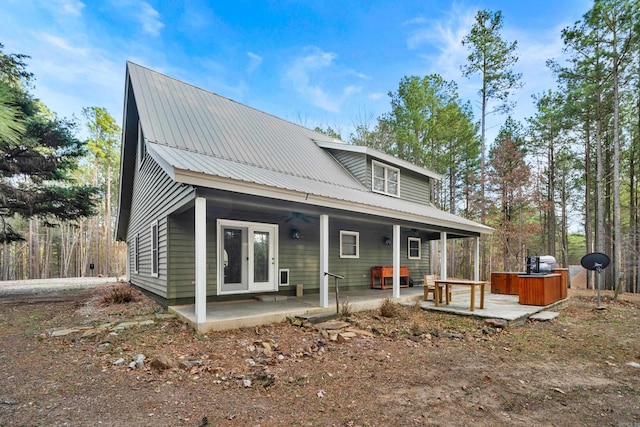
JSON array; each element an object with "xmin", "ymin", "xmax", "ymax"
[{"xmin": 221, "ymin": 226, "xmax": 248, "ymax": 292}]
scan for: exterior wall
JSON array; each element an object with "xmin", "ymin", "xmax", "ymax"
[
  {"xmin": 326, "ymin": 218, "xmax": 431, "ymax": 291},
  {"xmin": 328, "ymin": 150, "xmax": 432, "ymax": 206},
  {"xmin": 126, "ymin": 152, "xmax": 194, "ymax": 299}
]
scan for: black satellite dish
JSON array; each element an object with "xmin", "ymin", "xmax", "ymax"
[{"xmin": 580, "ymin": 252, "xmax": 610, "ymax": 272}]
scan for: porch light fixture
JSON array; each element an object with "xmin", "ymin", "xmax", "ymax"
[
  {"xmin": 384, "ymin": 236, "xmax": 391, "ymax": 245},
  {"xmin": 290, "ymin": 228, "xmax": 301, "ymax": 239}
]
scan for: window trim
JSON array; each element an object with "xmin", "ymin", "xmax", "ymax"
[
  {"xmin": 408, "ymin": 237, "xmax": 421, "ymax": 260},
  {"xmin": 372, "ymin": 160, "xmax": 400, "ymax": 197},
  {"xmin": 151, "ymin": 221, "xmax": 159, "ymax": 277},
  {"xmin": 133, "ymin": 234, "xmax": 139, "ymax": 273},
  {"xmin": 340, "ymin": 230, "xmax": 359, "ymax": 259}
]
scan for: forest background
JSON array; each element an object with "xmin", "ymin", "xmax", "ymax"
[{"xmin": 1, "ymin": 0, "xmax": 639, "ymax": 294}]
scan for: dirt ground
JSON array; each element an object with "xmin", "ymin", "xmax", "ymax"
[{"xmin": 1, "ymin": 284, "xmax": 639, "ymax": 427}]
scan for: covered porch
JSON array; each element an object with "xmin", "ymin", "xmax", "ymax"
[{"xmin": 170, "ymin": 285, "xmax": 565, "ymax": 333}]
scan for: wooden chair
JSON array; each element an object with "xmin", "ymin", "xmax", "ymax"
[{"xmin": 423, "ymin": 275, "xmax": 449, "ymax": 303}]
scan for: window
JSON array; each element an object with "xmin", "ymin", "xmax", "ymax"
[
  {"xmin": 372, "ymin": 160, "xmax": 399, "ymax": 197},
  {"xmin": 151, "ymin": 221, "xmax": 158, "ymax": 276},
  {"xmin": 137, "ymin": 121, "xmax": 146, "ymax": 169},
  {"xmin": 408, "ymin": 237, "xmax": 421, "ymax": 259},
  {"xmin": 340, "ymin": 231, "xmax": 359, "ymax": 258},
  {"xmin": 133, "ymin": 234, "xmax": 139, "ymax": 273}
]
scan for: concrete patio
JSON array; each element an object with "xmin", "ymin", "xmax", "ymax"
[{"xmin": 170, "ymin": 285, "xmax": 567, "ymax": 332}]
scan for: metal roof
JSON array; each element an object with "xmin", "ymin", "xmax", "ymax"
[{"xmin": 124, "ymin": 62, "xmax": 492, "ymax": 236}]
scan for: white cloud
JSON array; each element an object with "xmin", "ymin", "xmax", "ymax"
[
  {"xmin": 283, "ymin": 46, "xmax": 364, "ymax": 113},
  {"xmin": 138, "ymin": 1, "xmax": 164, "ymax": 36},
  {"xmin": 59, "ymin": 0, "xmax": 85, "ymax": 16},
  {"xmin": 247, "ymin": 51, "xmax": 263, "ymax": 74},
  {"xmin": 368, "ymin": 92, "xmax": 384, "ymax": 100}
]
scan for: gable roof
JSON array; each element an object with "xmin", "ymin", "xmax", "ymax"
[{"xmin": 117, "ymin": 62, "xmax": 492, "ymax": 238}]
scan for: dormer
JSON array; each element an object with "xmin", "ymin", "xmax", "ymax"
[{"xmin": 315, "ymin": 140, "xmax": 441, "ymax": 205}]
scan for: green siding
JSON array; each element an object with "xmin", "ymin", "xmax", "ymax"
[
  {"xmin": 126, "ymin": 151, "xmax": 195, "ymax": 299},
  {"xmin": 328, "ymin": 151, "xmax": 433, "ymax": 206}
]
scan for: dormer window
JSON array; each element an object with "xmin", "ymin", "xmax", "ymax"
[
  {"xmin": 372, "ymin": 160, "xmax": 399, "ymax": 197},
  {"xmin": 137, "ymin": 120, "xmax": 146, "ymax": 169}
]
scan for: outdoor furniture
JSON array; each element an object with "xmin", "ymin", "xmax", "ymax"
[
  {"xmin": 371, "ymin": 266, "xmax": 409, "ymax": 290},
  {"xmin": 517, "ymin": 273, "xmax": 562, "ymax": 306},
  {"xmin": 490, "ymin": 272, "xmax": 522, "ymax": 295},
  {"xmin": 423, "ymin": 274, "xmax": 445, "ymax": 303},
  {"xmin": 434, "ymin": 279, "xmax": 487, "ymax": 312}
]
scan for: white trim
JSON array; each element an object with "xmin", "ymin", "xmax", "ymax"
[
  {"xmin": 314, "ymin": 140, "xmax": 443, "ymax": 180},
  {"xmin": 392, "ymin": 225, "xmax": 401, "ymax": 298},
  {"xmin": 440, "ymin": 231, "xmax": 447, "ymax": 280},
  {"xmin": 372, "ymin": 160, "xmax": 400, "ymax": 197},
  {"xmin": 133, "ymin": 233, "xmax": 139, "ymax": 273},
  {"xmin": 195, "ymin": 197, "xmax": 207, "ymax": 324},
  {"xmin": 319, "ymin": 214, "xmax": 329, "ymax": 308},
  {"xmin": 216, "ymin": 219, "xmax": 279, "ymax": 295},
  {"xmin": 339, "ymin": 230, "xmax": 359, "ymax": 258},
  {"xmin": 150, "ymin": 221, "xmax": 158, "ymax": 277},
  {"xmin": 408, "ymin": 237, "xmax": 421, "ymax": 260}
]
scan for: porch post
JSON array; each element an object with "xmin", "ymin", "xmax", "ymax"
[
  {"xmin": 392, "ymin": 224, "xmax": 401, "ymax": 298},
  {"xmin": 195, "ymin": 197, "xmax": 207, "ymax": 324},
  {"xmin": 319, "ymin": 214, "xmax": 329, "ymax": 308},
  {"xmin": 440, "ymin": 231, "xmax": 447, "ymax": 280},
  {"xmin": 474, "ymin": 236, "xmax": 480, "ymax": 281}
]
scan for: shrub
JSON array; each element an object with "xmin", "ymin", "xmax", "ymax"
[
  {"xmin": 101, "ymin": 285, "xmax": 134, "ymax": 305},
  {"xmin": 379, "ymin": 297, "xmax": 398, "ymax": 318},
  {"xmin": 339, "ymin": 298, "xmax": 353, "ymax": 318}
]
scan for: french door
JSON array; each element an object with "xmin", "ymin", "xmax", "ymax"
[{"xmin": 218, "ymin": 220, "xmax": 278, "ymax": 294}]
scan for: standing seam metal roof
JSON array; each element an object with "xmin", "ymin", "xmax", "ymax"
[{"xmin": 126, "ymin": 62, "xmax": 492, "ymax": 235}]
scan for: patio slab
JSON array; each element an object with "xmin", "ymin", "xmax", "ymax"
[{"xmin": 170, "ymin": 286, "xmax": 567, "ymax": 332}]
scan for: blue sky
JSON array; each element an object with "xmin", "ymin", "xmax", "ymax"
[{"xmin": 0, "ymin": 0, "xmax": 591, "ymax": 143}]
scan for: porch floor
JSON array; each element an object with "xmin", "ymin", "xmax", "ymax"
[{"xmin": 169, "ymin": 286, "xmax": 567, "ymax": 333}]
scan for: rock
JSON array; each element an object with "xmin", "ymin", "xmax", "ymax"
[
  {"xmin": 180, "ymin": 360, "xmax": 203, "ymax": 369},
  {"xmin": 339, "ymin": 332, "xmax": 357, "ymax": 339},
  {"xmin": 97, "ymin": 342, "xmax": 111, "ymax": 353},
  {"xmin": 114, "ymin": 321, "xmax": 139, "ymax": 330},
  {"xmin": 315, "ymin": 321, "xmax": 350, "ymax": 331},
  {"xmin": 138, "ymin": 320, "xmax": 154, "ymax": 326},
  {"xmin": 154, "ymin": 313, "xmax": 177, "ymax": 321},
  {"xmin": 49, "ymin": 328, "xmax": 80, "ymax": 337},
  {"xmin": 150, "ymin": 354, "xmax": 174, "ymax": 371},
  {"xmin": 627, "ymin": 361, "xmax": 640, "ymax": 369},
  {"xmin": 113, "ymin": 358, "xmax": 125, "ymax": 365},
  {"xmin": 243, "ymin": 379, "xmax": 252, "ymax": 388},
  {"xmin": 485, "ymin": 318, "xmax": 508, "ymax": 328},
  {"xmin": 134, "ymin": 354, "xmax": 146, "ymax": 369},
  {"xmin": 408, "ymin": 335, "xmax": 421, "ymax": 342}
]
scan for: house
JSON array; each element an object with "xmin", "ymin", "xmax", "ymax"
[{"xmin": 115, "ymin": 62, "xmax": 493, "ymax": 327}]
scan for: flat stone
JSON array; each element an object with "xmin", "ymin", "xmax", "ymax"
[
  {"xmin": 529, "ymin": 311, "xmax": 559, "ymax": 321},
  {"xmin": 138, "ymin": 320, "xmax": 155, "ymax": 326},
  {"xmin": 315, "ymin": 320, "xmax": 350, "ymax": 331},
  {"xmin": 50, "ymin": 328, "xmax": 80, "ymax": 337},
  {"xmin": 485, "ymin": 318, "xmax": 508, "ymax": 328},
  {"xmin": 114, "ymin": 321, "xmax": 140, "ymax": 330}
]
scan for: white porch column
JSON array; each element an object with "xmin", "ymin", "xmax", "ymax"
[
  {"xmin": 392, "ymin": 225, "xmax": 401, "ymax": 298},
  {"xmin": 195, "ymin": 197, "xmax": 207, "ymax": 324},
  {"xmin": 440, "ymin": 231, "xmax": 447, "ymax": 280},
  {"xmin": 319, "ymin": 214, "xmax": 329, "ymax": 308},
  {"xmin": 474, "ymin": 236, "xmax": 480, "ymax": 281}
]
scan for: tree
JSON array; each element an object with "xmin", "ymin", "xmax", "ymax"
[
  {"xmin": 83, "ymin": 107, "xmax": 121, "ymax": 276},
  {"xmin": 0, "ymin": 45, "xmax": 98, "ymax": 279},
  {"xmin": 461, "ymin": 9, "xmax": 521, "ymax": 280},
  {"xmin": 486, "ymin": 118, "xmax": 535, "ymax": 271}
]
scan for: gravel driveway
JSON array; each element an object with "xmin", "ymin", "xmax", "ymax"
[{"xmin": 0, "ymin": 277, "xmax": 118, "ymax": 296}]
